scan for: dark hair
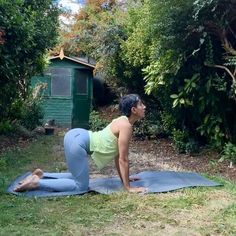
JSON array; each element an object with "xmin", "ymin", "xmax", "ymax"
[{"xmin": 119, "ymin": 94, "xmax": 141, "ymax": 117}]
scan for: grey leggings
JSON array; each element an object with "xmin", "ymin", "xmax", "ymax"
[{"xmin": 39, "ymin": 128, "xmax": 90, "ymax": 192}]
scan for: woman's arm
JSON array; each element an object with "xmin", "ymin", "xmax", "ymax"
[
  {"xmin": 115, "ymin": 155, "xmax": 122, "ymax": 181},
  {"xmin": 117, "ymin": 122, "xmax": 131, "ymax": 190},
  {"xmin": 115, "ymin": 156, "xmax": 140, "ymax": 183},
  {"xmin": 117, "ymin": 121, "xmax": 146, "ymax": 193}
]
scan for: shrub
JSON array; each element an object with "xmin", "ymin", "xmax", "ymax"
[
  {"xmin": 133, "ymin": 107, "xmax": 164, "ymax": 139},
  {"xmin": 160, "ymin": 111, "xmax": 176, "ymax": 136},
  {"xmin": 185, "ymin": 139, "xmax": 200, "ymax": 155},
  {"xmin": 20, "ymin": 99, "xmax": 44, "ymax": 130},
  {"xmin": 133, "ymin": 118, "xmax": 163, "ymax": 139},
  {"xmin": 172, "ymin": 129, "xmax": 189, "ymax": 153},
  {"xmin": 172, "ymin": 129, "xmax": 199, "ymax": 154},
  {"xmin": 89, "ymin": 110, "xmax": 109, "ymax": 131},
  {"xmin": 19, "ymin": 85, "xmax": 44, "ymax": 130},
  {"xmin": 0, "ymin": 120, "xmax": 13, "ymax": 134},
  {"xmin": 219, "ymin": 142, "xmax": 236, "ymax": 164}
]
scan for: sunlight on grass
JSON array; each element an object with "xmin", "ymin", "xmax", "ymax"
[{"xmin": 0, "ymin": 135, "xmax": 236, "ymax": 235}]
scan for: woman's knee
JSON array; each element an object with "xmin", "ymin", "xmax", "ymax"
[{"xmin": 76, "ymin": 181, "xmax": 89, "ymax": 191}]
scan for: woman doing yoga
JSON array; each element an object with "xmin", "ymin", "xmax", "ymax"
[{"xmin": 14, "ymin": 94, "xmax": 146, "ymax": 193}]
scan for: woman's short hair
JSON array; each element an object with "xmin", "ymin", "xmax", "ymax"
[{"xmin": 119, "ymin": 94, "xmax": 141, "ymax": 117}]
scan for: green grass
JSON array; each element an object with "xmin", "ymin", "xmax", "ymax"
[{"xmin": 0, "ymin": 135, "xmax": 236, "ymax": 235}]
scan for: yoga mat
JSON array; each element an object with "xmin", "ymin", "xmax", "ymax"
[{"xmin": 7, "ymin": 171, "xmax": 222, "ymax": 197}]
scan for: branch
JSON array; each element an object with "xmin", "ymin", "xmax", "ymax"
[
  {"xmin": 204, "ymin": 22, "xmax": 236, "ymax": 56},
  {"xmin": 234, "ymin": 67, "xmax": 236, "ymax": 77},
  {"xmin": 204, "ymin": 63, "xmax": 236, "ymax": 84},
  {"xmin": 0, "ymin": 29, "xmax": 5, "ymax": 45},
  {"xmin": 228, "ymin": 26, "xmax": 236, "ymax": 41},
  {"xmin": 222, "ymin": 29, "xmax": 236, "ymax": 56}
]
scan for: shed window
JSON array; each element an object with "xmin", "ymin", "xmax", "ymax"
[
  {"xmin": 76, "ymin": 75, "xmax": 88, "ymax": 94},
  {"xmin": 50, "ymin": 68, "xmax": 71, "ymax": 96}
]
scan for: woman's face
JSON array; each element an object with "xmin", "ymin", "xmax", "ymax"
[{"xmin": 133, "ymin": 100, "xmax": 146, "ymax": 119}]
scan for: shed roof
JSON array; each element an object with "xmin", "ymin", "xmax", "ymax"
[{"xmin": 50, "ymin": 55, "xmax": 95, "ymax": 69}]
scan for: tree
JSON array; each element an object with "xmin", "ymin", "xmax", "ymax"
[
  {"xmin": 52, "ymin": 0, "xmax": 236, "ymax": 148},
  {"xmin": 0, "ymin": 0, "xmax": 59, "ymax": 123},
  {"xmin": 141, "ymin": 0, "xmax": 236, "ymax": 146},
  {"xmin": 58, "ymin": 0, "xmax": 146, "ymax": 94},
  {"xmin": 193, "ymin": 0, "xmax": 236, "ymax": 95}
]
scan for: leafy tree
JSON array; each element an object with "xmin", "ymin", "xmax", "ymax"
[
  {"xmin": 53, "ymin": 0, "xmax": 236, "ymax": 149},
  {"xmin": 0, "ymin": 0, "xmax": 59, "ymax": 125},
  {"xmin": 142, "ymin": 0, "xmax": 236, "ymax": 147},
  {"xmin": 60, "ymin": 0, "xmax": 146, "ymax": 94}
]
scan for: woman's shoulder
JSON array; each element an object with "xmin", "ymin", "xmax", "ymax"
[
  {"xmin": 113, "ymin": 115, "xmax": 128, "ymax": 121},
  {"xmin": 112, "ymin": 115, "xmax": 128, "ymax": 123},
  {"xmin": 110, "ymin": 116, "xmax": 132, "ymax": 137},
  {"xmin": 112, "ymin": 116, "xmax": 131, "ymax": 128}
]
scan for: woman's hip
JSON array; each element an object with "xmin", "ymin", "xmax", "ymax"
[{"xmin": 64, "ymin": 128, "xmax": 90, "ymax": 153}]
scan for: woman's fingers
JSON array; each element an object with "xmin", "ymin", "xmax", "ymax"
[
  {"xmin": 128, "ymin": 187, "xmax": 147, "ymax": 193},
  {"xmin": 129, "ymin": 176, "xmax": 140, "ymax": 182}
]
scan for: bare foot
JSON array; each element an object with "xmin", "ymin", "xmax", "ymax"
[
  {"xmin": 14, "ymin": 175, "xmax": 40, "ymax": 192},
  {"xmin": 19, "ymin": 169, "xmax": 44, "ymax": 184}
]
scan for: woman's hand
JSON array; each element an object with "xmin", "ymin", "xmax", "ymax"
[
  {"xmin": 128, "ymin": 187, "xmax": 147, "ymax": 193},
  {"xmin": 129, "ymin": 176, "xmax": 140, "ymax": 182}
]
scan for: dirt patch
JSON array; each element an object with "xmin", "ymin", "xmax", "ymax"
[
  {"xmin": 130, "ymin": 139, "xmax": 236, "ymax": 181},
  {"xmin": 1, "ymin": 127, "xmax": 236, "ymax": 181},
  {"xmin": 0, "ymin": 135, "xmax": 33, "ymax": 155},
  {"xmin": 88, "ymin": 138, "xmax": 236, "ymax": 181}
]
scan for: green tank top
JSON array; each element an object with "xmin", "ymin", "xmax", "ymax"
[{"xmin": 89, "ymin": 116, "xmax": 127, "ymax": 169}]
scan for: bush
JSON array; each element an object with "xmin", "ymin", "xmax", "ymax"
[
  {"xmin": 89, "ymin": 110, "xmax": 109, "ymax": 131},
  {"xmin": 219, "ymin": 142, "xmax": 236, "ymax": 164},
  {"xmin": 0, "ymin": 0, "xmax": 59, "ymax": 125},
  {"xmin": 160, "ymin": 111, "xmax": 176, "ymax": 136},
  {"xmin": 0, "ymin": 120, "xmax": 13, "ymax": 134},
  {"xmin": 185, "ymin": 139, "xmax": 200, "ymax": 155},
  {"xmin": 133, "ymin": 118, "xmax": 163, "ymax": 139},
  {"xmin": 172, "ymin": 129, "xmax": 189, "ymax": 153},
  {"xmin": 172, "ymin": 129, "xmax": 199, "ymax": 154},
  {"xmin": 19, "ymin": 85, "xmax": 44, "ymax": 131},
  {"xmin": 133, "ymin": 107, "xmax": 165, "ymax": 139},
  {"xmin": 20, "ymin": 99, "xmax": 44, "ymax": 130}
]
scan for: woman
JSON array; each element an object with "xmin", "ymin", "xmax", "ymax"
[{"xmin": 15, "ymin": 94, "xmax": 146, "ymax": 193}]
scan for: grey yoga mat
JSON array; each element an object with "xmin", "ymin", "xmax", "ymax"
[{"xmin": 7, "ymin": 171, "xmax": 222, "ymax": 197}]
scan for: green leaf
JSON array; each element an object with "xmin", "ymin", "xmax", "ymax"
[
  {"xmin": 173, "ymin": 99, "xmax": 179, "ymax": 107},
  {"xmin": 170, "ymin": 94, "xmax": 178, "ymax": 99}
]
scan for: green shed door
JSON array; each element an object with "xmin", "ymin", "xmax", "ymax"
[{"xmin": 72, "ymin": 70, "xmax": 91, "ymax": 128}]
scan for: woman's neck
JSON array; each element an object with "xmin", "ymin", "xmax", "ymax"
[{"xmin": 128, "ymin": 115, "xmax": 138, "ymax": 126}]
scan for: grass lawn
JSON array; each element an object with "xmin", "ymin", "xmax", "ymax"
[{"xmin": 0, "ymin": 134, "xmax": 236, "ymax": 236}]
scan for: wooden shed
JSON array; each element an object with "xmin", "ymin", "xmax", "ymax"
[{"xmin": 31, "ymin": 53, "xmax": 95, "ymax": 128}]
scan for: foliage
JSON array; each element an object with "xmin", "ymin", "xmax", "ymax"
[
  {"xmin": 139, "ymin": 0, "xmax": 236, "ymax": 149},
  {"xmin": 160, "ymin": 111, "xmax": 177, "ymax": 136},
  {"xmin": 121, "ymin": 1, "xmax": 152, "ymax": 68},
  {"xmin": 54, "ymin": 0, "xmax": 236, "ymax": 152},
  {"xmin": 172, "ymin": 129, "xmax": 199, "ymax": 154},
  {"xmin": 197, "ymin": 114, "xmax": 225, "ymax": 148},
  {"xmin": 0, "ymin": 84, "xmax": 45, "ymax": 134},
  {"xmin": 0, "ymin": 120, "xmax": 14, "ymax": 134},
  {"xmin": 132, "ymin": 101, "xmax": 164, "ymax": 139},
  {"xmin": 133, "ymin": 117, "xmax": 163, "ymax": 140},
  {"xmin": 89, "ymin": 110, "xmax": 109, "ymax": 131},
  {"xmin": 19, "ymin": 89, "xmax": 44, "ymax": 131},
  {"xmin": 59, "ymin": 0, "xmax": 146, "ymax": 95},
  {"xmin": 172, "ymin": 129, "xmax": 190, "ymax": 153},
  {"xmin": 220, "ymin": 142, "xmax": 236, "ymax": 164},
  {"xmin": 0, "ymin": 0, "xmax": 59, "ymax": 125}
]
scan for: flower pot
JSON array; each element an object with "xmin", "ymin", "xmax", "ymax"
[{"xmin": 45, "ymin": 127, "xmax": 55, "ymax": 135}]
